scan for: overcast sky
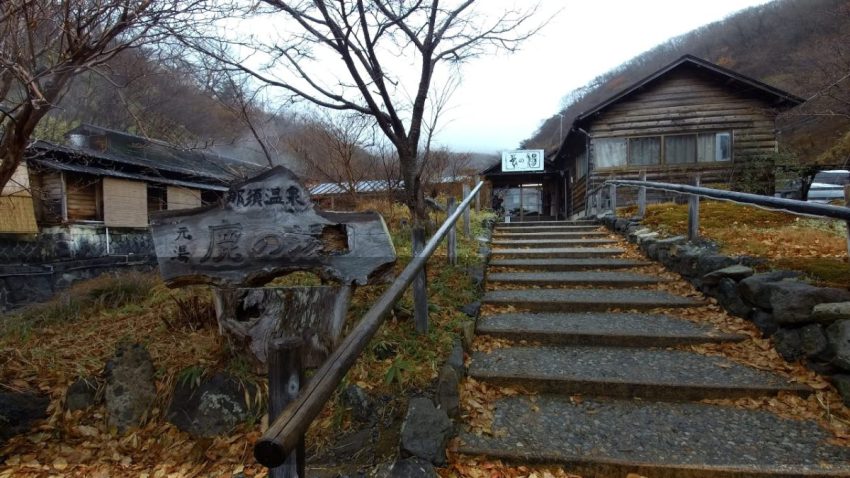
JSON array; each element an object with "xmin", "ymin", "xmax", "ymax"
[{"xmin": 437, "ymin": 0, "xmax": 772, "ymax": 154}]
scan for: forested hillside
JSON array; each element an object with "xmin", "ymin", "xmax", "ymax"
[{"xmin": 523, "ymin": 0, "xmax": 850, "ymax": 165}]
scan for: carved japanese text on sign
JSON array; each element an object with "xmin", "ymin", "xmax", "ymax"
[{"xmin": 149, "ymin": 166, "xmax": 397, "ymax": 287}]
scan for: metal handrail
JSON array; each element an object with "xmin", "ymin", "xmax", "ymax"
[
  {"xmin": 604, "ymin": 179, "xmax": 850, "ymax": 221},
  {"xmin": 254, "ymin": 181, "xmax": 484, "ymax": 467}
]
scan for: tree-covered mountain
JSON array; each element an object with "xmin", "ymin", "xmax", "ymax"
[{"xmin": 522, "ymin": 0, "xmax": 850, "ymax": 166}]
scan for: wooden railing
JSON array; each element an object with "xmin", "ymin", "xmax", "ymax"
[
  {"xmin": 588, "ymin": 177, "xmax": 850, "ymax": 256},
  {"xmin": 254, "ymin": 181, "xmax": 484, "ymax": 468}
]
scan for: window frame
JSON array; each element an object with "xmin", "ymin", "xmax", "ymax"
[{"xmin": 593, "ymin": 130, "xmax": 733, "ymax": 170}]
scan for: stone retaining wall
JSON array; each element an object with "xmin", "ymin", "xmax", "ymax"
[
  {"xmin": 0, "ymin": 225, "xmax": 156, "ymax": 311},
  {"xmin": 599, "ymin": 214, "xmax": 850, "ymax": 405},
  {"xmin": 0, "ymin": 256, "xmax": 156, "ymax": 312}
]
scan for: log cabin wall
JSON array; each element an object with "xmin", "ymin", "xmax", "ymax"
[{"xmin": 580, "ymin": 66, "xmax": 784, "ymax": 210}]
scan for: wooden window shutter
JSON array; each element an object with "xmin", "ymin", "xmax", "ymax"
[
  {"xmin": 103, "ymin": 178, "xmax": 148, "ymax": 228},
  {"xmin": 166, "ymin": 186, "xmax": 202, "ymax": 210}
]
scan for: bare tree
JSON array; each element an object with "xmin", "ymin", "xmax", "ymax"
[
  {"xmin": 285, "ymin": 111, "xmax": 375, "ymax": 202},
  {"xmin": 0, "ymin": 0, "xmax": 218, "ymax": 192},
  {"xmin": 191, "ymin": 0, "xmax": 545, "ymax": 223}
]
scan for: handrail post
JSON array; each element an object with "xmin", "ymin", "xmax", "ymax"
[
  {"xmin": 638, "ymin": 170, "xmax": 647, "ymax": 217},
  {"xmin": 412, "ymin": 227, "xmax": 428, "ymax": 334},
  {"xmin": 844, "ymin": 185, "xmax": 850, "ymax": 258},
  {"xmin": 447, "ymin": 197, "xmax": 458, "ymax": 265},
  {"xmin": 268, "ymin": 338, "xmax": 305, "ymax": 478},
  {"xmin": 609, "ymin": 183, "xmax": 617, "ymax": 216},
  {"xmin": 255, "ymin": 182, "xmax": 484, "ymax": 468},
  {"xmin": 595, "ymin": 189, "xmax": 602, "ymax": 216},
  {"xmin": 474, "ymin": 176, "xmax": 481, "ymax": 213},
  {"xmin": 688, "ymin": 174, "xmax": 701, "ymax": 242},
  {"xmin": 462, "ymin": 184, "xmax": 471, "ymax": 238}
]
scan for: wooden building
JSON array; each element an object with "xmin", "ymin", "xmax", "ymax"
[
  {"xmin": 1, "ymin": 124, "xmax": 263, "ymax": 234},
  {"xmin": 554, "ymin": 55, "xmax": 804, "ymax": 217},
  {"xmin": 481, "ymin": 158, "xmax": 565, "ymax": 221}
]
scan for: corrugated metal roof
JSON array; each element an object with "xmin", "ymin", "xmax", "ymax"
[
  {"xmin": 30, "ymin": 158, "xmax": 230, "ymax": 191},
  {"xmin": 309, "ymin": 176, "xmax": 468, "ymax": 196}
]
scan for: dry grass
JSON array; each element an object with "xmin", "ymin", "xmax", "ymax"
[
  {"xmin": 621, "ymin": 201, "xmax": 850, "ymax": 287},
  {"xmin": 0, "ymin": 197, "xmax": 493, "ymax": 477}
]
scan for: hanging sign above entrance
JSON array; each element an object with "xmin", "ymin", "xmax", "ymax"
[{"xmin": 501, "ymin": 149, "xmax": 544, "ymax": 172}]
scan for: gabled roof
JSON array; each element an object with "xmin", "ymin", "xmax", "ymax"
[
  {"xmin": 65, "ymin": 124, "xmax": 264, "ymax": 183},
  {"xmin": 576, "ymin": 55, "xmax": 804, "ymax": 123}
]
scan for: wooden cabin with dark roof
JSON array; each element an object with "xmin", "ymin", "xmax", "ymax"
[
  {"xmin": 0, "ymin": 124, "xmax": 265, "ymax": 234},
  {"xmin": 554, "ymin": 55, "xmax": 803, "ymax": 217}
]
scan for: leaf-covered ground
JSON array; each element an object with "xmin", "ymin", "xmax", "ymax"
[
  {"xmin": 620, "ymin": 201, "xmax": 850, "ymax": 286},
  {"xmin": 0, "ymin": 199, "xmax": 498, "ymax": 477}
]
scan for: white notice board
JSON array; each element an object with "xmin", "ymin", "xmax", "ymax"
[{"xmin": 501, "ymin": 150, "xmax": 544, "ymax": 172}]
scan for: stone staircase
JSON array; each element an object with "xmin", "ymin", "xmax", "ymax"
[{"xmin": 458, "ymin": 220, "xmax": 850, "ymax": 477}]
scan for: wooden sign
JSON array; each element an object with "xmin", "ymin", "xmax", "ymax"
[
  {"xmin": 213, "ymin": 286, "xmax": 351, "ymax": 369},
  {"xmin": 149, "ymin": 166, "xmax": 397, "ymax": 287}
]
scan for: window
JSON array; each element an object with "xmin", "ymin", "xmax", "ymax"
[
  {"xmin": 715, "ymin": 132, "xmax": 731, "ymax": 161},
  {"xmin": 665, "ymin": 135, "xmax": 697, "ymax": 164},
  {"xmin": 576, "ymin": 152, "xmax": 587, "ymax": 179},
  {"xmin": 629, "ymin": 137, "xmax": 660, "ymax": 165},
  {"xmin": 594, "ymin": 138, "xmax": 627, "ymax": 168},
  {"xmin": 594, "ymin": 131, "xmax": 732, "ymax": 169}
]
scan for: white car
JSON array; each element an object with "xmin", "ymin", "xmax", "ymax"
[{"xmin": 807, "ymin": 170, "xmax": 849, "ymax": 204}]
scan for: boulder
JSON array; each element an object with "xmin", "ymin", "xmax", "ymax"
[
  {"xmin": 460, "ymin": 321, "xmax": 475, "ymax": 352},
  {"xmin": 400, "ymin": 397, "xmax": 452, "ymax": 466},
  {"xmin": 769, "ymin": 282, "xmax": 850, "ymax": 325},
  {"xmin": 800, "ymin": 324, "xmax": 829, "ymax": 360},
  {"xmin": 466, "ymin": 265, "xmax": 485, "ymax": 290},
  {"xmin": 446, "ymin": 340, "xmax": 465, "ymax": 377},
  {"xmin": 370, "ymin": 457, "xmax": 437, "ymax": 478},
  {"xmin": 826, "ymin": 320, "xmax": 850, "ymax": 371},
  {"xmin": 811, "ymin": 302, "xmax": 850, "ymax": 324},
  {"xmin": 435, "ymin": 364, "xmax": 460, "ymax": 418},
  {"xmin": 614, "ymin": 218, "xmax": 631, "ymax": 233},
  {"xmin": 716, "ymin": 278, "xmax": 753, "ymax": 318},
  {"xmin": 460, "ymin": 301, "xmax": 481, "ymax": 318},
  {"xmin": 831, "ymin": 375, "xmax": 850, "ymax": 407},
  {"xmin": 751, "ymin": 310, "xmax": 779, "ymax": 337},
  {"xmin": 702, "ymin": 265, "xmax": 755, "ymax": 287},
  {"xmin": 0, "ymin": 391, "xmax": 49, "ymax": 442},
  {"xmin": 695, "ymin": 255, "xmax": 738, "ymax": 280},
  {"xmin": 773, "ymin": 328, "xmax": 804, "ymax": 362},
  {"xmin": 105, "ymin": 343, "xmax": 156, "ymax": 433},
  {"xmin": 65, "ymin": 376, "xmax": 99, "ymax": 412},
  {"xmin": 341, "ymin": 385, "xmax": 373, "ymax": 423},
  {"xmin": 738, "ymin": 271, "xmax": 801, "ymax": 309},
  {"xmin": 167, "ymin": 372, "xmax": 256, "ymax": 437}
]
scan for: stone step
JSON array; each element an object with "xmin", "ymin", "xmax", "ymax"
[
  {"xmin": 493, "ymin": 225, "xmax": 600, "ymax": 233},
  {"xmin": 483, "ymin": 289, "xmax": 699, "ymax": 312},
  {"xmin": 490, "ymin": 247, "xmax": 624, "ymax": 259},
  {"xmin": 459, "ymin": 395, "xmax": 850, "ymax": 477},
  {"xmin": 490, "ymin": 238, "xmax": 618, "ymax": 248},
  {"xmin": 492, "ymin": 231, "xmax": 610, "ymax": 240},
  {"xmin": 487, "ymin": 271, "xmax": 665, "ymax": 287},
  {"xmin": 488, "ymin": 258, "xmax": 651, "ymax": 271},
  {"xmin": 469, "ymin": 346, "xmax": 808, "ymax": 400},
  {"xmin": 476, "ymin": 312, "xmax": 745, "ymax": 347},
  {"xmin": 498, "ymin": 220, "xmax": 596, "ymax": 228}
]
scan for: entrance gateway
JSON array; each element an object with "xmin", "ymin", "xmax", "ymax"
[{"xmin": 482, "ymin": 149, "xmax": 567, "ymax": 222}]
